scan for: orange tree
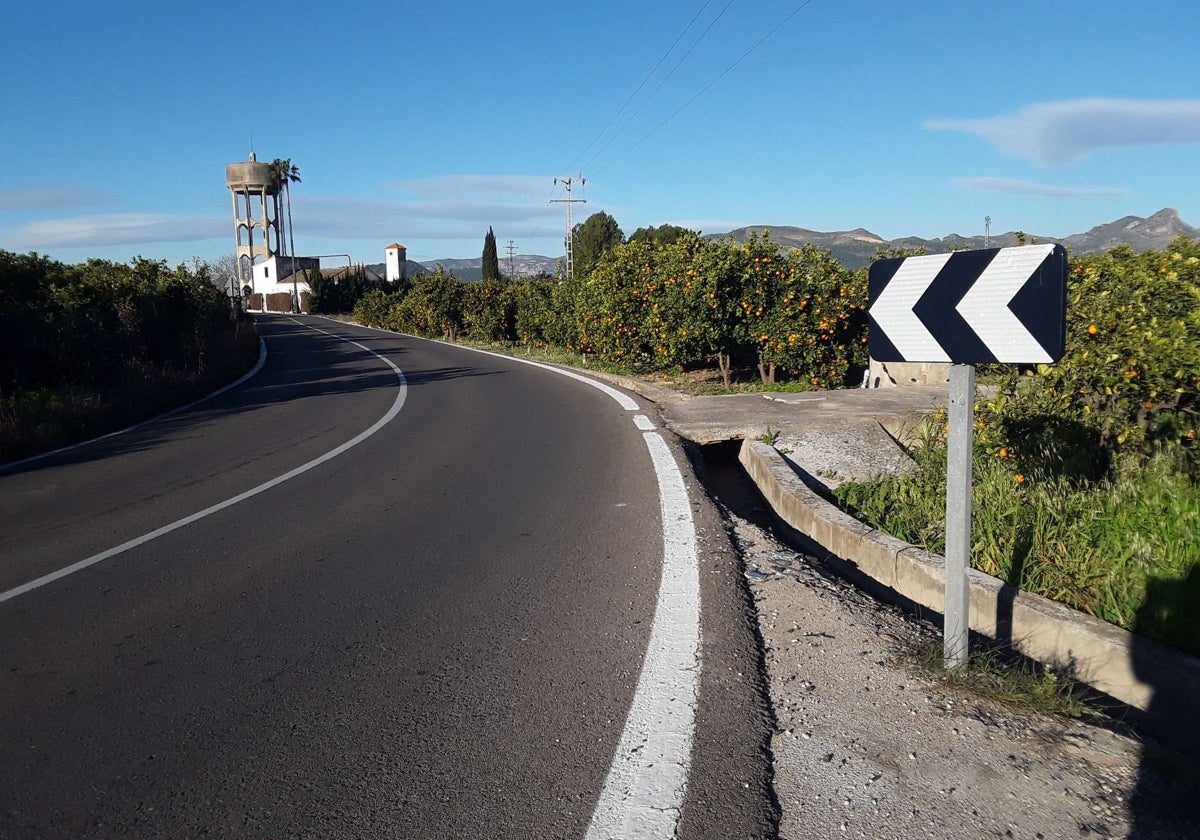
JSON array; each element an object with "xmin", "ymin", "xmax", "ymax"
[
  {"xmin": 462, "ymin": 277, "xmax": 515, "ymax": 342},
  {"xmin": 509, "ymin": 278, "xmax": 553, "ymax": 347},
  {"xmin": 977, "ymin": 237, "xmax": 1200, "ymax": 475},
  {"xmin": 574, "ymin": 233, "xmax": 747, "ymax": 376},
  {"xmin": 734, "ymin": 238, "xmax": 867, "ymax": 386},
  {"xmin": 574, "ymin": 238, "xmax": 657, "ymax": 368},
  {"xmin": 635, "ymin": 233, "xmax": 739, "ymax": 377},
  {"xmin": 352, "ymin": 288, "xmax": 394, "ymax": 327},
  {"xmin": 383, "ymin": 268, "xmax": 465, "ymax": 341}
]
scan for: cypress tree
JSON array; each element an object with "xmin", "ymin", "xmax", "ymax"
[{"xmin": 482, "ymin": 226, "xmax": 501, "ymax": 280}]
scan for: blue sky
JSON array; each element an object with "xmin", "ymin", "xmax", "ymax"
[{"xmin": 2, "ymin": 0, "xmax": 1198, "ymax": 267}]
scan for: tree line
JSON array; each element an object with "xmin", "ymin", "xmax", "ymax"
[
  {"xmin": 0, "ymin": 251, "xmax": 258, "ymax": 460},
  {"xmin": 351, "ymin": 215, "xmax": 870, "ymax": 388}
]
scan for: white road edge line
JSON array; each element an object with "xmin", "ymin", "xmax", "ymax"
[
  {"xmin": 0, "ymin": 336, "xmax": 269, "ymax": 473},
  {"xmin": 0, "ymin": 325, "xmax": 406, "ymax": 605},
  {"xmin": 585, "ymin": 430, "xmax": 701, "ymax": 839},
  {"xmin": 633, "ymin": 414, "xmax": 656, "ymax": 431}
]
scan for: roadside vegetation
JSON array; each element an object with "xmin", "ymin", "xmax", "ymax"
[
  {"xmin": 906, "ymin": 637, "xmax": 1097, "ymax": 720},
  {"xmin": 351, "ymin": 225, "xmax": 869, "ymax": 391},
  {"xmin": 834, "ymin": 238, "xmax": 1200, "ymax": 655},
  {"xmin": 0, "ymin": 251, "xmax": 259, "ymax": 464}
]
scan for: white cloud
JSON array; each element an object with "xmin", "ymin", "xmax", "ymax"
[
  {"xmin": 296, "ymin": 175, "xmax": 620, "ymax": 243},
  {"xmin": 0, "ymin": 174, "xmax": 596, "ymax": 257},
  {"xmin": 0, "ymin": 185, "xmax": 118, "ymax": 212},
  {"xmin": 925, "ymin": 99, "xmax": 1200, "ymax": 165},
  {"xmin": 950, "ymin": 177, "xmax": 1128, "ymax": 198},
  {"xmin": 392, "ymin": 174, "xmax": 554, "ymax": 199},
  {"xmin": 2, "ymin": 213, "xmax": 224, "ymax": 249},
  {"xmin": 298, "ymin": 193, "xmax": 558, "ymax": 240}
]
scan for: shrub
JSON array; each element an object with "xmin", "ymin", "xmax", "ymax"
[
  {"xmin": 462, "ymin": 278, "xmax": 516, "ymax": 343},
  {"xmin": 353, "ymin": 288, "xmax": 393, "ymax": 327},
  {"xmin": 385, "ymin": 269, "xmax": 464, "ymax": 340},
  {"xmin": 977, "ymin": 238, "xmax": 1200, "ymax": 475}
]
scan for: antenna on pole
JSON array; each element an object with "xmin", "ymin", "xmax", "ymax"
[
  {"xmin": 505, "ymin": 240, "xmax": 517, "ymax": 279},
  {"xmin": 550, "ymin": 174, "xmax": 587, "ymax": 279},
  {"xmin": 985, "ymin": 215, "xmax": 992, "ymax": 248}
]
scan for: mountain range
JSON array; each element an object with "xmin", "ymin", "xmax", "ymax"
[
  {"xmin": 711, "ymin": 208, "xmax": 1199, "ymax": 269},
  {"xmin": 391, "ymin": 209, "xmax": 1198, "ymax": 279}
]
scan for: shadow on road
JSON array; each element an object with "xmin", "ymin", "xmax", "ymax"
[{"xmin": 0, "ymin": 318, "xmax": 500, "ymax": 477}]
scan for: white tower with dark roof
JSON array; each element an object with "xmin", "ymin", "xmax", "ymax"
[{"xmin": 385, "ymin": 243, "xmax": 407, "ymax": 284}]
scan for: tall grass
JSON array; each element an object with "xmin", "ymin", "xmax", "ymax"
[{"xmin": 834, "ymin": 446, "xmax": 1200, "ymax": 656}]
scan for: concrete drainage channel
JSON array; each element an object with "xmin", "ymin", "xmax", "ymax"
[
  {"xmin": 736, "ymin": 438, "xmax": 1200, "ymax": 749},
  {"xmin": 692, "ymin": 439, "xmax": 1200, "ymax": 840}
]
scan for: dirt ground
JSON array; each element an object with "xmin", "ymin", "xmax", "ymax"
[{"xmin": 700, "ymin": 453, "xmax": 1198, "ymax": 840}]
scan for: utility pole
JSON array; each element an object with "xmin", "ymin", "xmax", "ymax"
[
  {"xmin": 985, "ymin": 215, "xmax": 992, "ymax": 248},
  {"xmin": 550, "ymin": 175, "xmax": 586, "ymax": 279},
  {"xmin": 505, "ymin": 239, "xmax": 517, "ymax": 279}
]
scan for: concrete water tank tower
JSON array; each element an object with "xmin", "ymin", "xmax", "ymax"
[{"xmin": 226, "ymin": 153, "xmax": 281, "ymax": 296}]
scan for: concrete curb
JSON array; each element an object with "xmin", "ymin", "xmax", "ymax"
[{"xmin": 738, "ymin": 439, "xmax": 1200, "ymax": 729}]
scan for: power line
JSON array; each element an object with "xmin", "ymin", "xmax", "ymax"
[
  {"xmin": 526, "ymin": 181, "xmax": 562, "ymax": 242},
  {"xmin": 596, "ymin": 0, "xmax": 817, "ymax": 172},
  {"xmin": 570, "ymin": 1, "xmax": 715, "ymax": 170},
  {"xmin": 581, "ymin": 0, "xmax": 736, "ymax": 171}
]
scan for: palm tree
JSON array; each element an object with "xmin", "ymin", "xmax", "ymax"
[
  {"xmin": 270, "ymin": 158, "xmax": 302, "ymax": 311},
  {"xmin": 268, "ymin": 158, "xmax": 288, "ymax": 256}
]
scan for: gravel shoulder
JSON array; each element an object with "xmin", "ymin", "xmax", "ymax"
[{"xmin": 714, "ymin": 482, "xmax": 1198, "ymax": 840}]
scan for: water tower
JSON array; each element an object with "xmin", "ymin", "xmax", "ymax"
[{"xmin": 226, "ymin": 153, "xmax": 281, "ymax": 296}]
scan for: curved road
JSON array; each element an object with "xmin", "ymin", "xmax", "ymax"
[{"xmin": 0, "ymin": 315, "xmax": 773, "ymax": 838}]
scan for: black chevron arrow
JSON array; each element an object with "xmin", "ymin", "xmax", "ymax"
[
  {"xmin": 1008, "ymin": 247, "xmax": 1068, "ymax": 361},
  {"xmin": 911, "ymin": 250, "xmax": 998, "ymax": 364}
]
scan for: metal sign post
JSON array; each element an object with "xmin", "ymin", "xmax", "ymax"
[
  {"xmin": 944, "ymin": 363, "xmax": 974, "ymax": 668},
  {"xmin": 868, "ymin": 244, "xmax": 1067, "ymax": 669}
]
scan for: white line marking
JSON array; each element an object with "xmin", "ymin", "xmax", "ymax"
[
  {"xmin": 633, "ymin": 414, "xmax": 656, "ymax": 431},
  {"xmin": 0, "ymin": 328, "xmax": 406, "ymax": 605},
  {"xmin": 0, "ymin": 337, "xmax": 269, "ymax": 472},
  {"xmin": 585, "ymin": 430, "xmax": 701, "ymax": 839}
]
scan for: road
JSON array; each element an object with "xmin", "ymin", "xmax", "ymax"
[{"xmin": 0, "ymin": 315, "xmax": 774, "ymax": 839}]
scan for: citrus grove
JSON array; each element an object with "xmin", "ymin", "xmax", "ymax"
[{"xmin": 353, "ymin": 229, "xmax": 870, "ymax": 389}]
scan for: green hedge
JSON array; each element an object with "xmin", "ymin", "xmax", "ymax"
[{"xmin": 0, "ymin": 251, "xmax": 258, "ymax": 461}]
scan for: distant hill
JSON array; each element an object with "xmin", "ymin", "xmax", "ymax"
[
  {"xmin": 1059, "ymin": 209, "xmax": 1200, "ymax": 254},
  {"xmin": 708, "ymin": 208, "xmax": 1199, "ymax": 269}
]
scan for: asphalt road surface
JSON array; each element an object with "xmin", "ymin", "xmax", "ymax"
[{"xmin": 0, "ymin": 315, "xmax": 774, "ymax": 839}]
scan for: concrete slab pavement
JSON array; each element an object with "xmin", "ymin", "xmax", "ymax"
[{"xmin": 653, "ymin": 383, "xmax": 948, "ymax": 447}]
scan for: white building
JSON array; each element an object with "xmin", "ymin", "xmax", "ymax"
[{"xmin": 385, "ymin": 243, "xmax": 407, "ymax": 284}]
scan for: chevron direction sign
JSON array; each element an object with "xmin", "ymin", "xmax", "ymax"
[{"xmin": 868, "ymin": 244, "xmax": 1067, "ymax": 364}]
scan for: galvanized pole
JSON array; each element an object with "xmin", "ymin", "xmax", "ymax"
[
  {"xmin": 944, "ymin": 362, "xmax": 975, "ymax": 668},
  {"xmin": 550, "ymin": 175, "xmax": 586, "ymax": 280}
]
